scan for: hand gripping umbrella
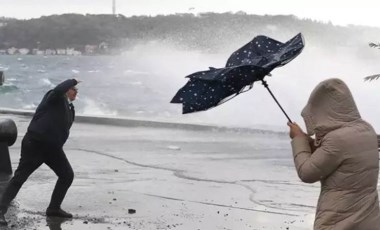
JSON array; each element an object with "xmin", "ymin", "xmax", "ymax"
[{"xmin": 171, "ymin": 33, "xmax": 305, "ymax": 122}]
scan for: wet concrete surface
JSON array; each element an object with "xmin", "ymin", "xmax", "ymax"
[{"xmin": 0, "ymin": 114, "xmax": 320, "ymax": 230}]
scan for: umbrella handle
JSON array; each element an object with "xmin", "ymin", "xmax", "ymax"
[{"xmin": 261, "ymin": 80, "xmax": 293, "ymax": 123}]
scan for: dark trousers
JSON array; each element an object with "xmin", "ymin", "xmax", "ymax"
[{"xmin": 0, "ymin": 133, "xmax": 74, "ymax": 213}]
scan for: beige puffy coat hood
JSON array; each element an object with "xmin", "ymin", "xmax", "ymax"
[{"xmin": 291, "ymin": 78, "xmax": 380, "ymax": 229}]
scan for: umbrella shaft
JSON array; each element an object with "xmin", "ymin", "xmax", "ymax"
[{"xmin": 261, "ymin": 80, "xmax": 292, "ymax": 123}]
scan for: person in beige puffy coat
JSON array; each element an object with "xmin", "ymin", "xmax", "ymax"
[{"xmin": 288, "ymin": 78, "xmax": 380, "ymax": 229}]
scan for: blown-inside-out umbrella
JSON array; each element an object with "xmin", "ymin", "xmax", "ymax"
[{"xmin": 171, "ymin": 33, "xmax": 305, "ymax": 122}]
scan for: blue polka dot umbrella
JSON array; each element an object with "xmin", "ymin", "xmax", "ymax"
[{"xmin": 171, "ymin": 33, "xmax": 305, "ymax": 122}]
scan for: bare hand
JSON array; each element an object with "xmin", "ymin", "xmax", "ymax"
[{"xmin": 287, "ymin": 122, "xmax": 306, "ymax": 139}]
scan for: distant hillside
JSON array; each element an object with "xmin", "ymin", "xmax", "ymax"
[{"xmin": 0, "ymin": 13, "xmax": 379, "ymax": 53}]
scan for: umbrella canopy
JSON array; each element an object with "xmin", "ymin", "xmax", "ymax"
[{"xmin": 171, "ymin": 33, "xmax": 304, "ymax": 115}]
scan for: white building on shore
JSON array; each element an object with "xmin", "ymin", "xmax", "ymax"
[
  {"xmin": 18, "ymin": 48, "xmax": 30, "ymax": 55},
  {"xmin": 7, "ymin": 47, "xmax": 17, "ymax": 55},
  {"xmin": 45, "ymin": 49, "xmax": 56, "ymax": 55},
  {"xmin": 32, "ymin": 49, "xmax": 44, "ymax": 55},
  {"xmin": 66, "ymin": 48, "xmax": 82, "ymax": 56},
  {"xmin": 56, "ymin": 49, "xmax": 66, "ymax": 55}
]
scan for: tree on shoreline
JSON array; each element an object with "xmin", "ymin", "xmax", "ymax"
[{"xmin": 1, "ymin": 13, "xmax": 379, "ymax": 53}]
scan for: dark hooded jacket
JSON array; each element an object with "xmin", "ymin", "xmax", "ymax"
[{"xmin": 27, "ymin": 79, "xmax": 77, "ymax": 148}]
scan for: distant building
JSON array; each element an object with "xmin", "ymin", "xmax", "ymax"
[
  {"xmin": 18, "ymin": 48, "xmax": 30, "ymax": 55},
  {"xmin": 56, "ymin": 49, "xmax": 66, "ymax": 55},
  {"xmin": 32, "ymin": 49, "xmax": 44, "ymax": 55},
  {"xmin": 98, "ymin": 42, "xmax": 109, "ymax": 52},
  {"xmin": 45, "ymin": 49, "xmax": 56, "ymax": 55},
  {"xmin": 7, "ymin": 47, "xmax": 17, "ymax": 55},
  {"xmin": 66, "ymin": 48, "xmax": 81, "ymax": 56},
  {"xmin": 85, "ymin": 45, "xmax": 97, "ymax": 55},
  {"xmin": 73, "ymin": 50, "xmax": 82, "ymax": 56},
  {"xmin": 0, "ymin": 46, "xmax": 101, "ymax": 56}
]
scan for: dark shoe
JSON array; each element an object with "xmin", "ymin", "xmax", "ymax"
[
  {"xmin": 46, "ymin": 208, "xmax": 73, "ymax": 218},
  {"xmin": 0, "ymin": 212, "xmax": 7, "ymax": 226}
]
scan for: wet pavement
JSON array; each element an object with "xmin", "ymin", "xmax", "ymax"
[{"xmin": 0, "ymin": 114, "xmax": 319, "ymax": 230}]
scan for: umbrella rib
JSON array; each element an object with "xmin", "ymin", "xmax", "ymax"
[
  {"xmin": 217, "ymin": 93, "xmax": 240, "ymax": 106},
  {"xmin": 217, "ymin": 85, "xmax": 253, "ymax": 106},
  {"xmin": 261, "ymin": 80, "xmax": 292, "ymax": 123}
]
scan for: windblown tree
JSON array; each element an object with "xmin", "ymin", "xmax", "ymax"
[{"xmin": 364, "ymin": 42, "xmax": 380, "ymax": 81}]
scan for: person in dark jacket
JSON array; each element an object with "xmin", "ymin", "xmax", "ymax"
[{"xmin": 0, "ymin": 79, "xmax": 79, "ymax": 225}]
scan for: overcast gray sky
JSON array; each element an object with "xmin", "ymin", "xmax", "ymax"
[{"xmin": 1, "ymin": 0, "xmax": 380, "ymax": 28}]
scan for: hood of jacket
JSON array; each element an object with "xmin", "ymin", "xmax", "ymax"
[{"xmin": 301, "ymin": 78, "xmax": 361, "ymax": 143}]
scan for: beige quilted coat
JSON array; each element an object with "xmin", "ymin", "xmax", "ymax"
[{"xmin": 291, "ymin": 78, "xmax": 380, "ymax": 229}]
